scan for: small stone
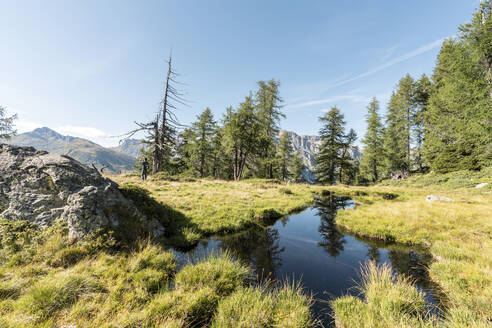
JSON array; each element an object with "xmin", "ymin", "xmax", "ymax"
[
  {"xmin": 426, "ymin": 195, "xmax": 453, "ymax": 202},
  {"xmin": 475, "ymin": 183, "xmax": 488, "ymax": 189}
]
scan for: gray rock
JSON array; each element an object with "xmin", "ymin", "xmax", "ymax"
[
  {"xmin": 475, "ymin": 183, "xmax": 488, "ymax": 188},
  {"xmin": 0, "ymin": 144, "xmax": 165, "ymax": 239},
  {"xmin": 425, "ymin": 195, "xmax": 454, "ymax": 202}
]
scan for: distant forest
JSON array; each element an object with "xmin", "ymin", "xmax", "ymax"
[{"xmin": 122, "ymin": 2, "xmax": 492, "ymax": 184}]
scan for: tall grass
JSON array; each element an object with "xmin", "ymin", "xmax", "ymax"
[
  {"xmin": 332, "ymin": 262, "xmax": 437, "ymax": 328},
  {"xmin": 0, "ymin": 221, "xmax": 315, "ymax": 327}
]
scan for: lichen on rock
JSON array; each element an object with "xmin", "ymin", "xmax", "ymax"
[{"xmin": 0, "ymin": 144, "xmax": 165, "ymax": 240}]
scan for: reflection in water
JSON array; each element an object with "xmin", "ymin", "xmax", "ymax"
[
  {"xmin": 173, "ymin": 195, "xmax": 437, "ymax": 327},
  {"xmin": 216, "ymin": 227, "xmax": 285, "ymax": 281},
  {"xmin": 314, "ymin": 196, "xmax": 352, "ymax": 257}
]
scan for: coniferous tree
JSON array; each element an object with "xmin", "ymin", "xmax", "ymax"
[
  {"xmin": 254, "ymin": 79, "xmax": 284, "ymax": 178},
  {"xmin": 0, "ymin": 106, "xmax": 17, "ymax": 140},
  {"xmin": 315, "ymin": 107, "xmax": 347, "ymax": 185},
  {"xmin": 424, "ymin": 2, "xmax": 492, "ymax": 171},
  {"xmin": 223, "ymin": 97, "xmax": 261, "ymax": 180},
  {"xmin": 338, "ymin": 128, "xmax": 357, "ymax": 184},
  {"xmin": 275, "ymin": 131, "xmax": 293, "ymax": 181},
  {"xmin": 412, "ymin": 74, "xmax": 431, "ymax": 172},
  {"xmin": 360, "ymin": 98, "xmax": 385, "ymax": 182},
  {"xmin": 384, "ymin": 74, "xmax": 415, "ymax": 176},
  {"xmin": 189, "ymin": 108, "xmax": 217, "ymax": 177},
  {"xmin": 290, "ymin": 150, "xmax": 305, "ymax": 182}
]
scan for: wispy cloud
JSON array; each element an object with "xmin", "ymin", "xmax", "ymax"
[
  {"xmin": 287, "ymin": 94, "xmax": 368, "ymax": 110},
  {"xmin": 380, "ymin": 44, "xmax": 399, "ymax": 62},
  {"xmin": 326, "ymin": 37, "xmax": 446, "ymax": 89}
]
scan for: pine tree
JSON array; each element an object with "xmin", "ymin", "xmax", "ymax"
[
  {"xmin": 360, "ymin": 97, "xmax": 385, "ymax": 182},
  {"xmin": 189, "ymin": 108, "xmax": 217, "ymax": 177},
  {"xmin": 0, "ymin": 106, "xmax": 17, "ymax": 140},
  {"xmin": 290, "ymin": 151, "xmax": 305, "ymax": 182},
  {"xmin": 315, "ymin": 107, "xmax": 347, "ymax": 185},
  {"xmin": 275, "ymin": 131, "xmax": 293, "ymax": 181}
]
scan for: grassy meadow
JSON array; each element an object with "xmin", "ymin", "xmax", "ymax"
[
  {"xmin": 0, "ymin": 169, "xmax": 490, "ymax": 327},
  {"xmin": 329, "ymin": 169, "xmax": 492, "ymax": 327},
  {"xmin": 0, "ymin": 222, "xmax": 317, "ymax": 327},
  {"xmin": 111, "ymin": 173, "xmax": 325, "ymax": 247}
]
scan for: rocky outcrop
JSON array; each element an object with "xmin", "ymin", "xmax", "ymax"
[{"xmin": 0, "ymin": 144, "xmax": 165, "ymax": 239}]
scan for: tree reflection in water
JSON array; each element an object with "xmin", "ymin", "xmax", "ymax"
[
  {"xmin": 216, "ymin": 226, "xmax": 285, "ymax": 282},
  {"xmin": 314, "ymin": 196, "xmax": 353, "ymax": 258}
]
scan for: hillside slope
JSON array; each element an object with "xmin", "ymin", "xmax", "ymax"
[{"xmin": 8, "ymin": 127, "xmax": 136, "ymax": 173}]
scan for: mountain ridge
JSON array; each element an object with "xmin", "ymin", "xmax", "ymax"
[
  {"xmin": 7, "ymin": 127, "xmax": 360, "ymax": 181},
  {"xmin": 7, "ymin": 127, "xmax": 137, "ymax": 173}
]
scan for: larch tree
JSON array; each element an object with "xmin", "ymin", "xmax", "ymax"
[
  {"xmin": 190, "ymin": 108, "xmax": 217, "ymax": 177},
  {"xmin": 412, "ymin": 74, "xmax": 431, "ymax": 173},
  {"xmin": 424, "ymin": 2, "xmax": 492, "ymax": 171},
  {"xmin": 315, "ymin": 106, "xmax": 347, "ymax": 185},
  {"xmin": 254, "ymin": 79, "xmax": 284, "ymax": 178},
  {"xmin": 360, "ymin": 97, "xmax": 385, "ymax": 182},
  {"xmin": 290, "ymin": 150, "xmax": 305, "ymax": 182},
  {"xmin": 276, "ymin": 131, "xmax": 293, "ymax": 181},
  {"xmin": 124, "ymin": 53, "xmax": 186, "ymax": 175},
  {"xmin": 0, "ymin": 106, "xmax": 17, "ymax": 140},
  {"xmin": 223, "ymin": 97, "xmax": 261, "ymax": 180},
  {"xmin": 384, "ymin": 74, "xmax": 415, "ymax": 176},
  {"xmin": 338, "ymin": 128, "xmax": 357, "ymax": 184}
]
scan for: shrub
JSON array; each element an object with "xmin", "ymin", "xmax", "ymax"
[{"xmin": 175, "ymin": 253, "xmax": 249, "ymax": 296}]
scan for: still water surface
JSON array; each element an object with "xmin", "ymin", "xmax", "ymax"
[{"xmin": 173, "ymin": 196, "xmax": 436, "ymax": 326}]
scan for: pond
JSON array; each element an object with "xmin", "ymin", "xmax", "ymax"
[{"xmin": 172, "ymin": 195, "xmax": 438, "ymax": 326}]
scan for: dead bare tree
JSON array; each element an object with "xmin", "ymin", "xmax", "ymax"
[{"xmin": 121, "ymin": 52, "xmax": 188, "ymax": 175}]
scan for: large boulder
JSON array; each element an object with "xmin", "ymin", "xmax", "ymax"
[{"xmin": 0, "ymin": 144, "xmax": 165, "ymax": 239}]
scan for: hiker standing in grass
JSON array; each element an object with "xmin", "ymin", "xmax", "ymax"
[{"xmin": 141, "ymin": 158, "xmax": 149, "ymax": 180}]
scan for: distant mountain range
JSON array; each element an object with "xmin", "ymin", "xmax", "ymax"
[
  {"xmin": 7, "ymin": 127, "xmax": 141, "ymax": 173},
  {"xmin": 278, "ymin": 131, "xmax": 361, "ymax": 182},
  {"xmin": 6, "ymin": 127, "xmax": 359, "ymax": 180}
]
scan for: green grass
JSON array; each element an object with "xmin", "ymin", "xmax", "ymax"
[
  {"xmin": 211, "ymin": 283, "xmax": 318, "ymax": 328},
  {"xmin": 0, "ymin": 221, "xmax": 315, "ymax": 327},
  {"xmin": 111, "ymin": 174, "xmax": 324, "ymax": 246},
  {"xmin": 332, "ymin": 262, "xmax": 436, "ymax": 328},
  {"xmin": 326, "ymin": 171, "xmax": 492, "ymax": 327}
]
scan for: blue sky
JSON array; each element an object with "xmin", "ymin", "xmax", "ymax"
[{"xmin": 0, "ymin": 0, "xmax": 480, "ymax": 147}]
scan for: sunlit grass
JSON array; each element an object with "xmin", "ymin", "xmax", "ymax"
[
  {"xmin": 0, "ymin": 221, "xmax": 315, "ymax": 327},
  {"xmin": 329, "ymin": 173, "xmax": 492, "ymax": 327},
  {"xmin": 111, "ymin": 174, "xmax": 323, "ymax": 246}
]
